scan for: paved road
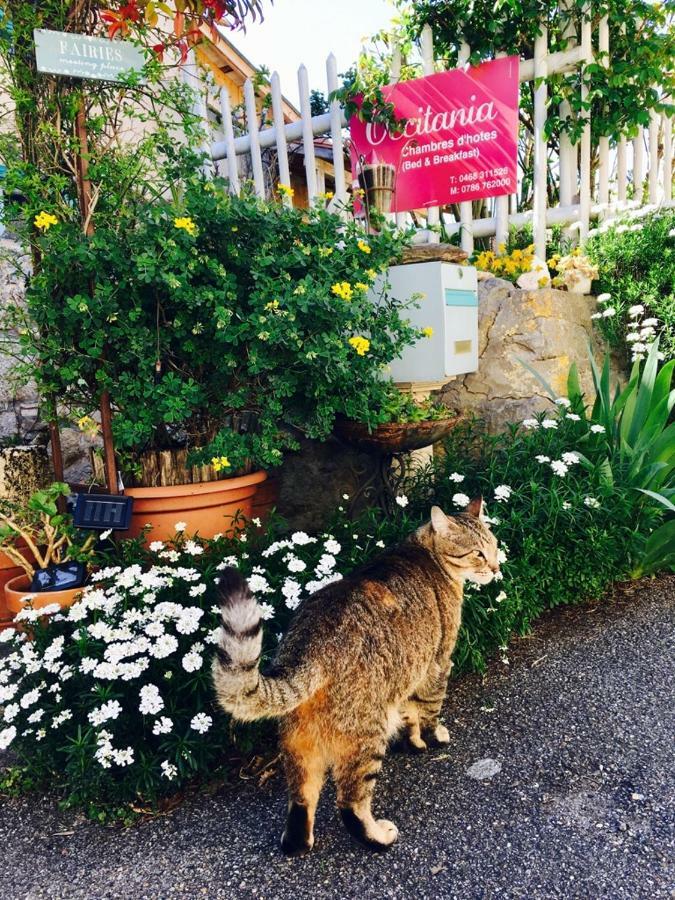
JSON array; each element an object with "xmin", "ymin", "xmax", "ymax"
[{"xmin": 1, "ymin": 576, "xmax": 674, "ymax": 899}]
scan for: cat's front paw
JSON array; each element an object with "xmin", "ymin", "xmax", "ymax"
[{"xmin": 422, "ymin": 723, "xmax": 450, "ymax": 747}]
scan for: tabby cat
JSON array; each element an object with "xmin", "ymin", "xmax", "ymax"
[{"xmin": 212, "ymin": 500, "xmax": 499, "ymax": 855}]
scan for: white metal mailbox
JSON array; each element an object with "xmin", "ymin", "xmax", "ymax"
[{"xmin": 374, "ymin": 261, "xmax": 479, "ymax": 383}]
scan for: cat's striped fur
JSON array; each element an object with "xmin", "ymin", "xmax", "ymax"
[{"xmin": 212, "ymin": 500, "xmax": 499, "ymax": 854}]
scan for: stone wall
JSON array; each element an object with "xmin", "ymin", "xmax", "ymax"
[{"xmin": 439, "ymin": 275, "xmax": 616, "ymax": 431}]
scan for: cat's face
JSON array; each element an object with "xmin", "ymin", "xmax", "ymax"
[{"xmin": 421, "ymin": 500, "xmax": 500, "ymax": 584}]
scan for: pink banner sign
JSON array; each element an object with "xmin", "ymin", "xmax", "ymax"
[{"xmin": 349, "ymin": 56, "xmax": 519, "ymax": 213}]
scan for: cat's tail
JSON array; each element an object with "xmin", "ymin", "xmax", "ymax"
[{"xmin": 211, "ymin": 568, "xmax": 319, "ymax": 722}]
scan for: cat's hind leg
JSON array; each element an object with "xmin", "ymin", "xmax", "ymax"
[
  {"xmin": 334, "ymin": 730, "xmax": 398, "ymax": 851},
  {"xmin": 279, "ymin": 717, "xmax": 327, "ymax": 856},
  {"xmin": 398, "ymin": 700, "xmax": 427, "ymax": 752}
]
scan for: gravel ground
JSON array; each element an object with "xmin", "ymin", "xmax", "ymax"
[{"xmin": 1, "ymin": 575, "xmax": 674, "ymax": 900}]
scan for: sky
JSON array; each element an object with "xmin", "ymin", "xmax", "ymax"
[{"xmin": 233, "ymin": 0, "xmax": 397, "ymax": 108}]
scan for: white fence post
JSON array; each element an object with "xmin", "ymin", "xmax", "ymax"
[
  {"xmin": 648, "ymin": 109, "xmax": 660, "ymax": 205},
  {"xmin": 326, "ymin": 54, "xmax": 348, "ymax": 207},
  {"xmin": 244, "ymin": 78, "xmax": 265, "ymax": 197},
  {"xmin": 617, "ymin": 136, "xmax": 627, "ymax": 204},
  {"xmin": 270, "ymin": 72, "xmax": 292, "ymax": 204},
  {"xmin": 558, "ymin": 0, "xmax": 577, "ymax": 211},
  {"xmin": 298, "ymin": 64, "xmax": 318, "ymax": 206},
  {"xmin": 664, "ymin": 115, "xmax": 673, "ymax": 203},
  {"xmin": 420, "ymin": 25, "xmax": 441, "ymax": 245},
  {"xmin": 183, "ymin": 48, "xmax": 213, "ymax": 176},
  {"xmin": 218, "ymin": 87, "xmax": 240, "ymax": 194},
  {"xmin": 494, "ymin": 51, "xmax": 510, "ymax": 251},
  {"xmin": 633, "ymin": 128, "xmax": 645, "ymax": 204},
  {"xmin": 457, "ymin": 39, "xmax": 474, "ymax": 254},
  {"xmin": 597, "ymin": 16, "xmax": 610, "ymax": 207},
  {"xmin": 578, "ymin": 9, "xmax": 592, "ymax": 242},
  {"xmin": 532, "ymin": 25, "xmax": 548, "ymax": 259}
]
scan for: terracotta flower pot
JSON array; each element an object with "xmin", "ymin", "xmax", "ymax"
[
  {"xmin": 4, "ymin": 574, "xmax": 84, "ymax": 616},
  {"xmin": 123, "ymin": 470, "xmax": 268, "ymax": 542},
  {"xmin": 0, "ymin": 543, "xmax": 37, "ymax": 631}
]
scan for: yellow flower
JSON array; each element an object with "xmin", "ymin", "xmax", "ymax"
[
  {"xmin": 331, "ymin": 281, "xmax": 353, "ymax": 301},
  {"xmin": 325, "ymin": 191, "xmax": 334, "ymax": 199},
  {"xmin": 77, "ymin": 415, "xmax": 99, "ymax": 438},
  {"xmin": 265, "ymin": 299, "xmax": 280, "ymax": 311},
  {"xmin": 211, "ymin": 455, "xmax": 231, "ymax": 473},
  {"xmin": 357, "ymin": 239, "xmax": 372, "ymax": 254},
  {"xmin": 366, "ymin": 268, "xmax": 377, "ymax": 281},
  {"xmin": 497, "ymin": 242, "xmax": 506, "ymax": 254},
  {"xmin": 174, "ymin": 216, "xmax": 197, "ymax": 236},
  {"xmin": 318, "ymin": 246, "xmax": 334, "ymax": 257},
  {"xmin": 34, "ymin": 211, "xmax": 58, "ymax": 232},
  {"xmin": 422, "ymin": 326, "xmax": 434, "ymax": 338},
  {"xmin": 277, "ymin": 183, "xmax": 295, "ymax": 199},
  {"xmin": 354, "ymin": 282, "xmax": 369, "ymax": 292},
  {"xmin": 349, "ymin": 335, "xmax": 370, "ymax": 356},
  {"xmin": 538, "ymin": 276, "xmax": 549, "ymax": 287}
]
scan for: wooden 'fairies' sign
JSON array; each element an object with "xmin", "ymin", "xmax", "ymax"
[{"xmin": 34, "ymin": 28, "xmax": 144, "ymax": 82}]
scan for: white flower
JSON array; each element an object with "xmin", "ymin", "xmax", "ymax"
[
  {"xmin": 375, "ymin": 540, "xmax": 385, "ymax": 549},
  {"xmin": 182, "ymin": 651, "xmax": 203, "ymax": 673},
  {"xmin": 642, "ymin": 317, "xmax": 658, "ymax": 327},
  {"xmin": 584, "ymin": 496, "xmax": 601, "ymax": 509},
  {"xmin": 174, "ymin": 521, "xmax": 187, "ymax": 533},
  {"xmin": 153, "ymin": 717, "xmax": 173, "ymax": 736},
  {"xmin": 395, "ymin": 495, "xmax": 409, "ymax": 508},
  {"xmin": 449, "ymin": 472, "xmax": 465, "ymax": 483},
  {"xmin": 189, "ymin": 583, "xmax": 207, "ymax": 597},
  {"xmin": 258, "ymin": 602, "xmax": 275, "ymax": 620},
  {"xmin": 100, "ymin": 529, "xmax": 113, "ymax": 541},
  {"xmin": 315, "ymin": 553, "xmax": 336, "ymax": 576},
  {"xmin": 252, "ymin": 518, "xmax": 262, "ymax": 528},
  {"xmin": 562, "ymin": 500, "xmax": 572, "ymax": 510},
  {"xmin": 555, "ymin": 397, "xmax": 571, "ymax": 408},
  {"xmin": 184, "ymin": 540, "xmax": 204, "ymax": 557},
  {"xmin": 628, "ymin": 305, "xmax": 644, "ymax": 317},
  {"xmin": 3, "ymin": 703, "xmax": 19, "ymax": 723},
  {"xmin": 602, "ymin": 307, "xmax": 616, "ymax": 318},
  {"xmin": 281, "ymin": 578, "xmax": 302, "ymax": 611},
  {"xmin": 495, "ymin": 591, "xmax": 507, "ymax": 603},
  {"xmin": 175, "ymin": 607, "xmax": 204, "ymax": 635},
  {"xmin": 161, "ymin": 760, "xmax": 178, "ymax": 780},
  {"xmin": 550, "ymin": 460, "xmax": 569, "ymax": 477},
  {"xmin": 139, "ymin": 684, "xmax": 164, "ymax": 716},
  {"xmin": 88, "ymin": 699, "xmax": 123, "ymax": 726},
  {"xmin": 590, "ymin": 312, "xmax": 602, "ymax": 320},
  {"xmin": 590, "ymin": 424, "xmax": 605, "ymax": 434},
  {"xmin": 541, "ymin": 419, "xmax": 558, "ymax": 429},
  {"xmin": 0, "ymin": 629, "xmax": 16, "ymax": 644},
  {"xmin": 112, "ymin": 747, "xmax": 134, "ymax": 767},
  {"xmin": 0, "ymin": 725, "xmax": 17, "ymax": 750},
  {"xmin": 626, "ymin": 332, "xmax": 641, "ymax": 343},
  {"xmin": 535, "ymin": 455, "xmax": 550, "ymax": 463},
  {"xmin": 150, "ymin": 634, "xmax": 179, "ymax": 659},
  {"xmin": 20, "ymin": 688, "xmax": 41, "ymax": 709},
  {"xmin": 286, "ymin": 556, "xmax": 307, "ymax": 574},
  {"xmin": 149, "ymin": 541, "xmax": 164, "ymax": 552},
  {"xmin": 342, "ymin": 494, "xmax": 350, "ymax": 500},
  {"xmin": 596, "ymin": 293, "xmax": 611, "ymax": 303},
  {"xmin": 565, "ymin": 413, "xmax": 581, "ymax": 422},
  {"xmin": 561, "ymin": 452, "xmax": 581, "ymax": 465},
  {"xmin": 324, "ymin": 538, "xmax": 341, "ymax": 555},
  {"xmin": 248, "ymin": 573, "xmax": 272, "ymax": 595},
  {"xmin": 51, "ymin": 709, "xmax": 72, "ymax": 728},
  {"xmin": 452, "ymin": 493, "xmax": 470, "ymax": 507},
  {"xmin": 190, "ymin": 713, "xmax": 212, "ymax": 734},
  {"xmin": 27, "ymin": 709, "xmax": 45, "ymax": 724},
  {"xmin": 521, "ymin": 418, "xmax": 539, "ymax": 429},
  {"xmin": 291, "ymin": 531, "xmax": 315, "ymax": 546},
  {"xmin": 494, "ymin": 485, "xmax": 512, "ymax": 502},
  {"xmin": 497, "ymin": 548, "xmax": 508, "ymax": 564},
  {"xmin": 0, "ymin": 683, "xmax": 18, "ymax": 703}
]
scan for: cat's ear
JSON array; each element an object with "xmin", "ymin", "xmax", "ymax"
[
  {"xmin": 466, "ymin": 496, "xmax": 484, "ymax": 519},
  {"xmin": 430, "ymin": 505, "xmax": 451, "ymax": 534}
]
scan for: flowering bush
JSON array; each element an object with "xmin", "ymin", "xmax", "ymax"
[
  {"xmin": 9, "ymin": 175, "xmax": 422, "ymax": 480},
  {"xmin": 549, "ymin": 249, "xmax": 598, "ymax": 292},
  {"xmin": 586, "ymin": 210, "xmax": 675, "ymax": 365}
]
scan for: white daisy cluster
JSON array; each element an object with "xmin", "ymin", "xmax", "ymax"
[{"xmin": 622, "ymin": 304, "xmax": 663, "ymax": 364}]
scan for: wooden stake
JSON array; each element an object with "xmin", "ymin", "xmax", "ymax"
[{"xmin": 75, "ymin": 97, "xmax": 119, "ymax": 494}]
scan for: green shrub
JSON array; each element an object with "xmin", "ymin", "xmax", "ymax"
[{"xmin": 586, "ymin": 210, "xmax": 675, "ymax": 364}]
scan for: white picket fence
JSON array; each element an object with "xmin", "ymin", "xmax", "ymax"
[{"xmin": 184, "ymin": 9, "xmax": 674, "ymax": 259}]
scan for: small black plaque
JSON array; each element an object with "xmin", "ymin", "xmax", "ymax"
[
  {"xmin": 30, "ymin": 561, "xmax": 87, "ymax": 593},
  {"xmin": 74, "ymin": 493, "xmax": 133, "ymax": 531}
]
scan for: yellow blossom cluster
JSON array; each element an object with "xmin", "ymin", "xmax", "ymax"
[
  {"xmin": 277, "ymin": 183, "xmax": 295, "ymax": 199},
  {"xmin": 211, "ymin": 455, "xmax": 231, "ymax": 473},
  {"xmin": 331, "ymin": 281, "xmax": 354, "ymax": 301},
  {"xmin": 422, "ymin": 326, "xmax": 434, "ymax": 338},
  {"xmin": 357, "ymin": 239, "xmax": 371, "ymax": 254},
  {"xmin": 474, "ymin": 244, "xmax": 536, "ymax": 280},
  {"xmin": 348, "ymin": 335, "xmax": 370, "ymax": 356},
  {"xmin": 77, "ymin": 415, "xmax": 99, "ymax": 438},
  {"xmin": 34, "ymin": 211, "xmax": 58, "ymax": 232},
  {"xmin": 174, "ymin": 216, "xmax": 197, "ymax": 236}
]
